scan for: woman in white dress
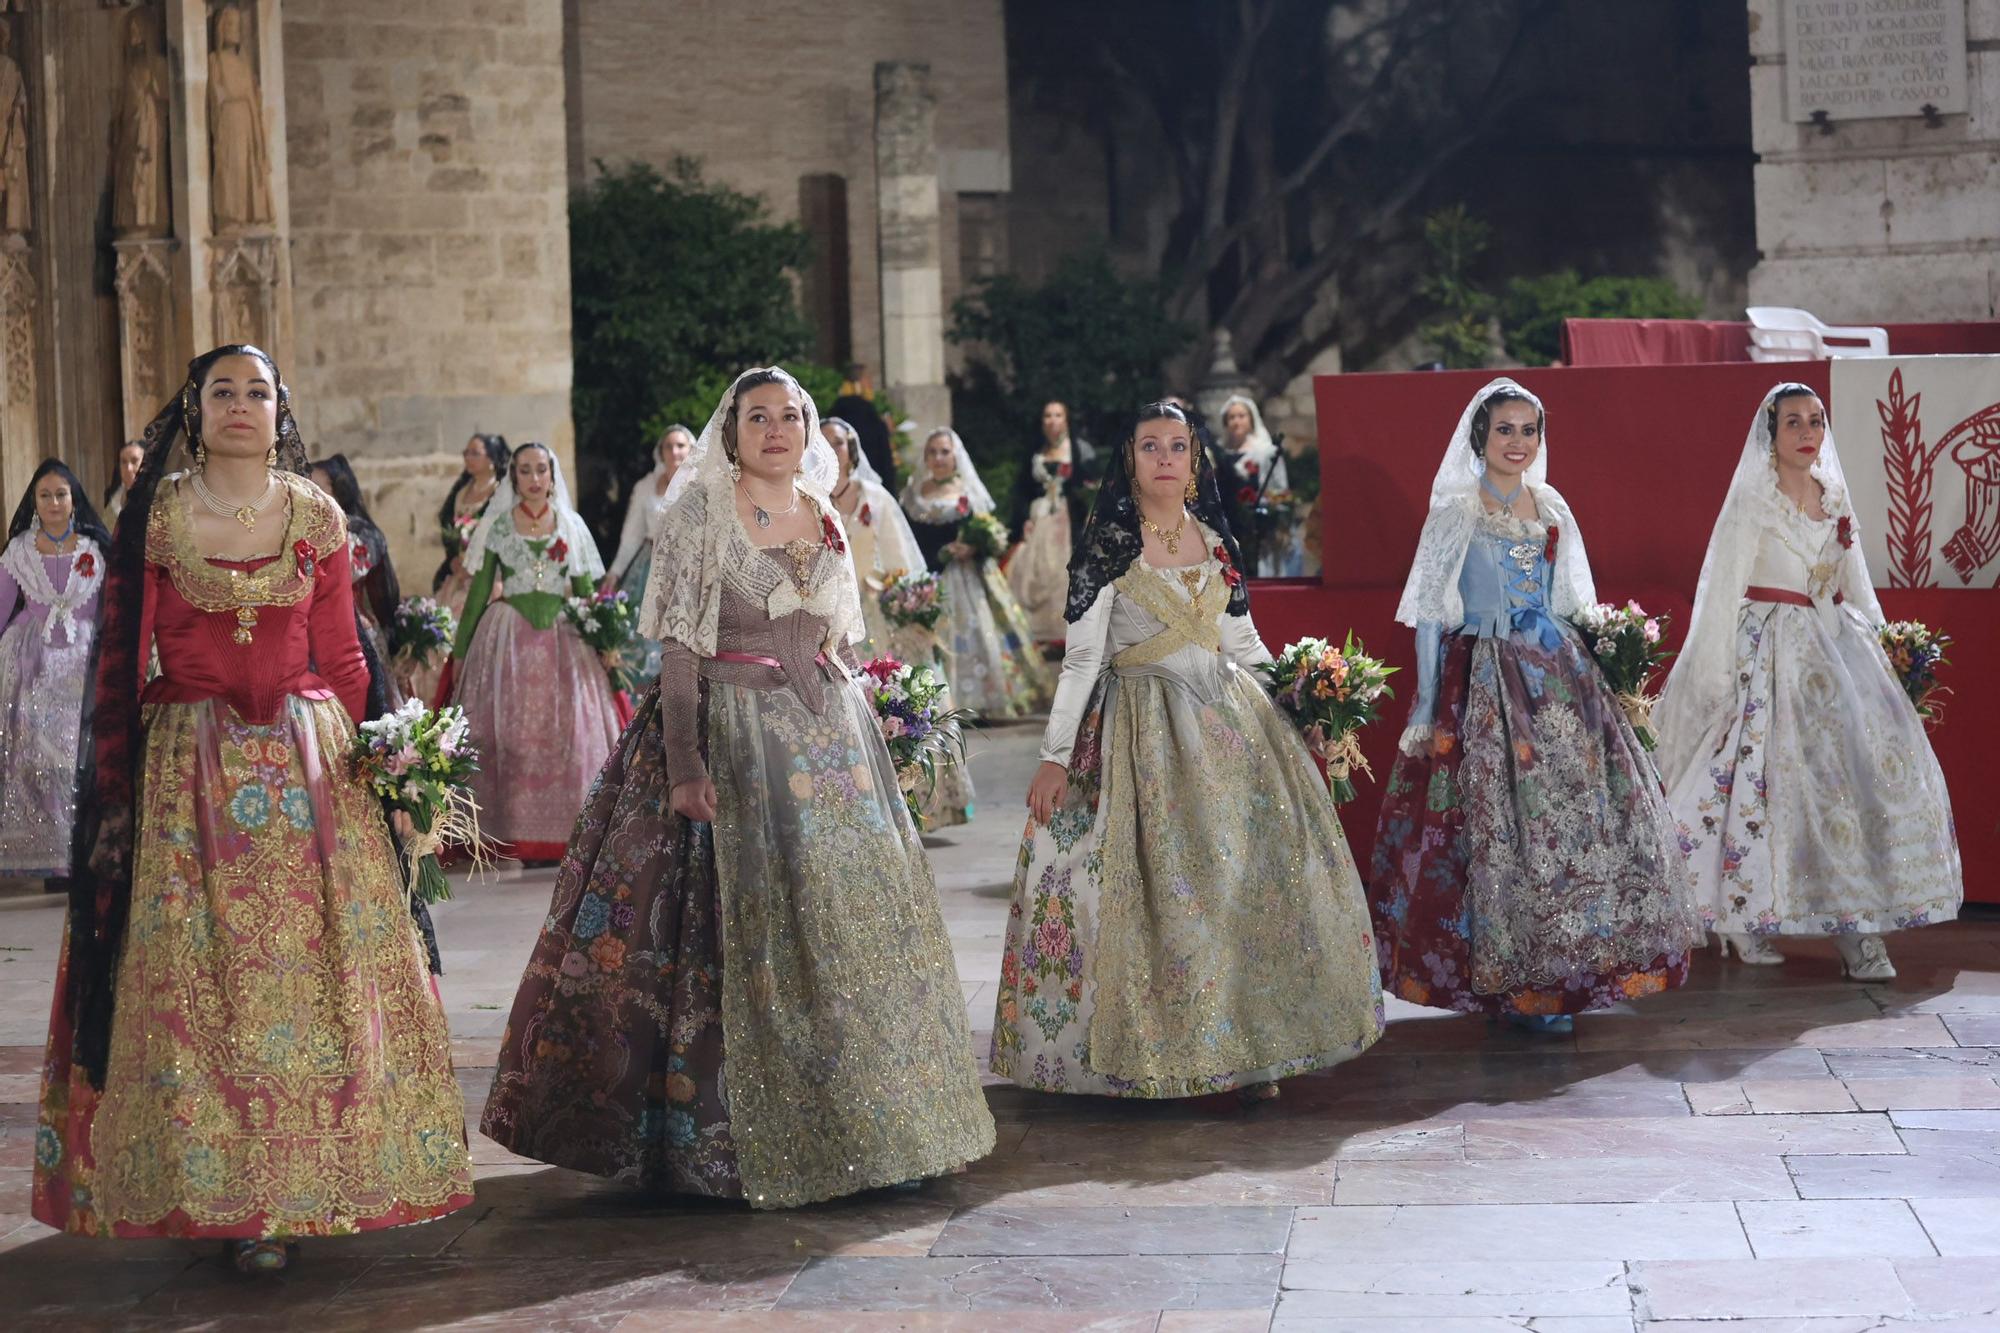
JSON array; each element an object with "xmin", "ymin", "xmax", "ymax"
[
  {"xmin": 992, "ymin": 400, "xmax": 1382, "ymax": 1099},
  {"xmin": 825, "ymin": 416, "xmax": 975, "ymax": 828},
  {"xmin": 1653, "ymin": 384, "xmax": 1962, "ymax": 980},
  {"xmin": 900, "ymin": 430, "xmax": 1052, "ymax": 719},
  {"xmin": 599, "ymin": 424, "xmax": 695, "ymax": 685},
  {"xmin": 1006, "ymin": 400, "xmax": 1100, "ymax": 652},
  {"xmin": 1216, "ymin": 393, "xmax": 1301, "ymax": 577}
]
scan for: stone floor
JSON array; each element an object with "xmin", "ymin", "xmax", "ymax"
[{"xmin": 2, "ymin": 721, "xmax": 1998, "ymax": 1330}]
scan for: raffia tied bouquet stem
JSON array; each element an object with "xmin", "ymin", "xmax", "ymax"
[
  {"xmin": 1572, "ymin": 600, "xmax": 1673, "ymax": 750},
  {"xmin": 389, "ymin": 596, "xmax": 456, "ymax": 674},
  {"xmin": 879, "ymin": 569, "xmax": 946, "ymax": 632},
  {"xmin": 1256, "ymin": 632, "xmax": 1397, "ymax": 804},
  {"xmin": 859, "ymin": 655, "xmax": 974, "ymax": 829},
  {"xmin": 350, "ymin": 699, "xmax": 487, "ymax": 904},
  {"xmin": 564, "ymin": 588, "xmax": 640, "ymax": 692},
  {"xmin": 1880, "ymin": 620, "xmax": 1951, "ymax": 725},
  {"xmin": 956, "ymin": 512, "xmax": 1010, "ymax": 562}
]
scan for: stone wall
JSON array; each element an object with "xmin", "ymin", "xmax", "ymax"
[
  {"xmin": 1748, "ymin": 0, "xmax": 2000, "ymax": 319},
  {"xmin": 567, "ymin": 0, "xmax": 1009, "ymax": 418},
  {"xmin": 282, "ymin": 0, "xmax": 575, "ymax": 581}
]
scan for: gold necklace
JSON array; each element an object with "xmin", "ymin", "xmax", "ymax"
[{"xmin": 1139, "ymin": 508, "xmax": 1188, "ymax": 554}]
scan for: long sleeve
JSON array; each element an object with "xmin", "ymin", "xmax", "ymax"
[
  {"xmin": 1220, "ymin": 610, "xmax": 1274, "ymax": 674},
  {"xmin": 657, "ymin": 641, "xmax": 707, "ymax": 791},
  {"xmin": 1398, "ymin": 621, "xmax": 1446, "ymax": 754},
  {"xmin": 451, "ymin": 553, "xmax": 498, "ymax": 659},
  {"xmin": 307, "ymin": 538, "xmax": 371, "ymax": 725},
  {"xmin": 0, "ymin": 561, "xmax": 17, "ymax": 633},
  {"xmin": 608, "ymin": 485, "xmax": 655, "ymax": 581},
  {"xmin": 1037, "ymin": 585, "xmax": 1113, "ymax": 766},
  {"xmin": 1008, "ymin": 460, "xmax": 1035, "ymax": 535}
]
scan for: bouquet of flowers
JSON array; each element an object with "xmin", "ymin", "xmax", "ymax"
[
  {"xmin": 1256, "ymin": 632, "xmax": 1397, "ymax": 803},
  {"xmin": 957, "ymin": 511, "xmax": 1010, "ymax": 562},
  {"xmin": 1572, "ymin": 601, "xmax": 1673, "ymax": 749},
  {"xmin": 1880, "ymin": 620, "xmax": 1951, "ymax": 725},
  {"xmin": 389, "ymin": 596, "xmax": 457, "ymax": 673},
  {"xmin": 879, "ymin": 569, "xmax": 946, "ymax": 632},
  {"xmin": 350, "ymin": 699, "xmax": 486, "ymax": 904},
  {"xmin": 565, "ymin": 588, "xmax": 640, "ymax": 691},
  {"xmin": 859, "ymin": 656, "xmax": 975, "ymax": 827}
]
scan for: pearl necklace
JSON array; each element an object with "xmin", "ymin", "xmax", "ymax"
[{"xmin": 191, "ymin": 470, "xmax": 278, "ymax": 529}]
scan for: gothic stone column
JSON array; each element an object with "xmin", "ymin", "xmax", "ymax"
[{"xmin": 874, "ymin": 62, "xmax": 949, "ymax": 439}]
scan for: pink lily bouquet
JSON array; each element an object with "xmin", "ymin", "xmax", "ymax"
[
  {"xmin": 1572, "ymin": 600, "xmax": 1673, "ymax": 750},
  {"xmin": 350, "ymin": 699, "xmax": 487, "ymax": 904},
  {"xmin": 859, "ymin": 655, "xmax": 974, "ymax": 828},
  {"xmin": 1256, "ymin": 632, "xmax": 1397, "ymax": 803}
]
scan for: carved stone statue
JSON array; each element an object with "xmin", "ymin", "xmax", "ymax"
[
  {"xmin": 0, "ymin": 23, "xmax": 29, "ymax": 236},
  {"xmin": 114, "ymin": 9, "xmax": 171, "ymax": 238},
  {"xmin": 208, "ymin": 4, "xmax": 273, "ymax": 233}
]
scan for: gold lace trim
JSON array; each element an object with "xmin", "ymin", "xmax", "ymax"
[
  {"xmin": 1111, "ymin": 563, "xmax": 1226, "ymax": 668},
  {"xmin": 147, "ymin": 472, "xmax": 346, "ymax": 614}
]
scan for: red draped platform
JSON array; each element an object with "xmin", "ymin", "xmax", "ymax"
[
  {"xmin": 1561, "ymin": 318, "xmax": 2000, "ymax": 367},
  {"xmin": 1245, "ymin": 363, "xmax": 1993, "ymax": 904}
]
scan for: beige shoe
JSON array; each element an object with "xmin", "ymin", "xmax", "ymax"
[
  {"xmin": 1835, "ymin": 933, "xmax": 1896, "ymax": 981},
  {"xmin": 1718, "ymin": 932, "xmax": 1787, "ymax": 965}
]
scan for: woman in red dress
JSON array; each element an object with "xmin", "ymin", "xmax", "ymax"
[{"xmin": 33, "ymin": 346, "xmax": 473, "ymax": 1272}]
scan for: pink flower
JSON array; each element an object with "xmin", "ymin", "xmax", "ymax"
[
  {"xmin": 1643, "ymin": 619, "xmax": 1661, "ymax": 643},
  {"xmin": 861, "ymin": 656, "xmax": 904, "ymax": 684},
  {"xmin": 881, "ymin": 715, "xmax": 908, "ymax": 739},
  {"xmin": 1034, "ymin": 915, "xmax": 1071, "ymax": 962}
]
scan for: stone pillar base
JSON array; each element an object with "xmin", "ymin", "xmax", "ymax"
[
  {"xmin": 0, "ymin": 234, "xmax": 40, "ymax": 504},
  {"xmin": 116, "ymin": 238, "xmax": 183, "ymax": 439}
]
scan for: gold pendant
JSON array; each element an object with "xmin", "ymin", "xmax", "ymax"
[
  {"xmin": 1177, "ymin": 567, "xmax": 1203, "ymax": 595},
  {"xmin": 232, "ymin": 606, "xmax": 258, "ymax": 645},
  {"xmin": 234, "ymin": 506, "xmax": 258, "ymax": 530}
]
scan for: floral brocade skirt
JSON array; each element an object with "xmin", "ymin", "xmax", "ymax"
[
  {"xmin": 455, "ymin": 601, "xmax": 622, "ymax": 859},
  {"xmin": 942, "ymin": 558, "xmax": 1052, "ymax": 720},
  {"xmin": 991, "ymin": 667, "xmax": 1385, "ymax": 1098},
  {"xmin": 479, "ymin": 675, "xmax": 995, "ymax": 1209},
  {"xmin": 1368, "ymin": 631, "xmax": 1701, "ymax": 1017},
  {"xmin": 1666, "ymin": 602, "xmax": 1961, "ymax": 936},
  {"xmin": 34, "ymin": 696, "xmax": 473, "ymax": 1239},
  {"xmin": 887, "ymin": 626, "xmax": 974, "ymax": 831}
]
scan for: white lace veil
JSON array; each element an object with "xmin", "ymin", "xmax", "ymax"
[
  {"xmin": 463, "ymin": 442, "xmax": 604, "ymax": 580},
  {"xmin": 640, "ymin": 367, "xmax": 860, "ymax": 652},
  {"xmin": 827, "ymin": 416, "xmax": 924, "ymax": 576},
  {"xmin": 1395, "ymin": 377, "xmax": 1594, "ymax": 629},
  {"xmin": 1652, "ymin": 383, "xmax": 1883, "ymax": 792},
  {"xmin": 1219, "ymin": 392, "xmax": 1280, "ymax": 473},
  {"xmin": 916, "ymin": 428, "xmax": 996, "ymax": 514}
]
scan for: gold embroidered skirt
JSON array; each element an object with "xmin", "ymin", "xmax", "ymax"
[
  {"xmin": 992, "ymin": 666, "xmax": 1385, "ymax": 1097},
  {"xmin": 34, "ymin": 695, "xmax": 474, "ymax": 1238}
]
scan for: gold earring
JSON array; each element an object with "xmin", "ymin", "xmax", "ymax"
[
  {"xmin": 192, "ymin": 440, "xmax": 206, "ymax": 472},
  {"xmin": 1184, "ymin": 473, "xmax": 1199, "ymax": 503},
  {"xmin": 265, "ymin": 444, "xmax": 277, "ymax": 468}
]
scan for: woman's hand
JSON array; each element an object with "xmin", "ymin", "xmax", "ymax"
[
  {"xmin": 597, "ymin": 573, "xmax": 616, "ymax": 595},
  {"xmin": 944, "ymin": 541, "xmax": 974, "ymax": 562},
  {"xmin": 391, "ymin": 809, "xmax": 416, "ymax": 840},
  {"xmin": 1026, "ymin": 760, "xmax": 1069, "ymax": 826},
  {"xmin": 670, "ymin": 777, "xmax": 718, "ymax": 823},
  {"xmin": 600, "ymin": 649, "xmax": 620, "ymax": 673}
]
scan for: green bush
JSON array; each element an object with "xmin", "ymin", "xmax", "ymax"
[
  {"xmin": 948, "ymin": 248, "xmax": 1194, "ymax": 484},
  {"xmin": 569, "ymin": 158, "xmax": 813, "ymax": 533},
  {"xmin": 1501, "ymin": 271, "xmax": 1700, "ymax": 366}
]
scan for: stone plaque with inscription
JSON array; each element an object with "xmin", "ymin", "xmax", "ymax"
[{"xmin": 1786, "ymin": 0, "xmax": 1969, "ymax": 121}]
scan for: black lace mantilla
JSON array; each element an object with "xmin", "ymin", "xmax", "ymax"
[{"xmin": 1063, "ymin": 432, "xmax": 1250, "ymax": 622}]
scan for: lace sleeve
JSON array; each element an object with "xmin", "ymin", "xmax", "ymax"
[
  {"xmin": 1039, "ymin": 584, "xmax": 1113, "ymax": 766},
  {"xmin": 1394, "ymin": 501, "xmax": 1477, "ymax": 629},
  {"xmin": 639, "ymin": 481, "xmax": 722, "ymax": 655}
]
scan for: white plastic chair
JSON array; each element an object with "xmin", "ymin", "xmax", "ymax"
[{"xmin": 1747, "ymin": 306, "xmax": 1889, "ymax": 358}]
